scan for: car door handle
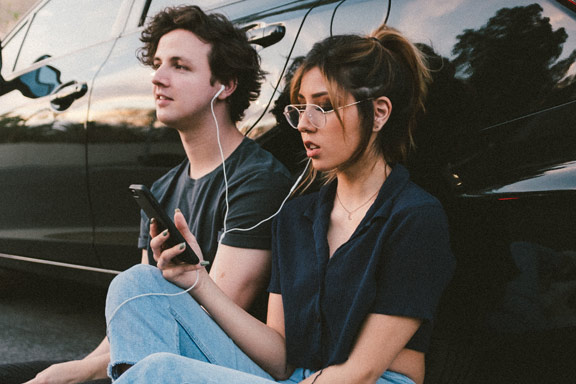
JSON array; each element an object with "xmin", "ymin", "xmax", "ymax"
[
  {"xmin": 50, "ymin": 81, "xmax": 88, "ymax": 111},
  {"xmin": 246, "ymin": 23, "xmax": 286, "ymax": 48}
]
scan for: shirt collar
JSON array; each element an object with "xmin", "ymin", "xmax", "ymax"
[{"xmin": 367, "ymin": 163, "xmax": 410, "ymax": 221}]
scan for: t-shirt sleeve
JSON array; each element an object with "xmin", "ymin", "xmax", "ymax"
[
  {"xmin": 372, "ymin": 204, "xmax": 455, "ymax": 322},
  {"xmin": 219, "ymin": 170, "xmax": 292, "ymax": 250}
]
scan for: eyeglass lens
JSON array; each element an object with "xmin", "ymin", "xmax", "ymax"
[{"xmin": 284, "ymin": 105, "xmax": 324, "ymax": 129}]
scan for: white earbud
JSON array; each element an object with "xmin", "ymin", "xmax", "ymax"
[{"xmin": 214, "ymin": 84, "xmax": 225, "ymax": 98}]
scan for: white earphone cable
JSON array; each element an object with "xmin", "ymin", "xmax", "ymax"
[{"xmin": 108, "ymin": 85, "xmax": 307, "ymax": 328}]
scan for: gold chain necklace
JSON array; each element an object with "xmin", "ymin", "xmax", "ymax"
[{"xmin": 336, "ymin": 189, "xmax": 379, "ymax": 220}]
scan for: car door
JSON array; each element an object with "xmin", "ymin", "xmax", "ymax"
[{"xmin": 0, "ymin": 0, "xmax": 127, "ymax": 267}]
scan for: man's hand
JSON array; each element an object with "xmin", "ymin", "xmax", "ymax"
[{"xmin": 23, "ymin": 356, "xmax": 107, "ymax": 384}]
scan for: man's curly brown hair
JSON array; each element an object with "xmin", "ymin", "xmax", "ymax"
[{"xmin": 138, "ymin": 5, "xmax": 265, "ymax": 123}]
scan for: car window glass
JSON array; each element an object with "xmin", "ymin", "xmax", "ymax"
[
  {"xmin": 391, "ymin": 0, "xmax": 576, "ymax": 129},
  {"xmin": 386, "ymin": 0, "xmax": 576, "ymax": 168},
  {"xmin": 1, "ymin": 21, "xmax": 27, "ymax": 78},
  {"xmin": 15, "ymin": 0, "xmax": 123, "ymax": 71}
]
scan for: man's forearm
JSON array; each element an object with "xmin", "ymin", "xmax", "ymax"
[
  {"xmin": 84, "ymin": 337, "xmax": 110, "ymax": 358},
  {"xmin": 79, "ymin": 353, "xmax": 110, "ymax": 380},
  {"xmin": 82, "ymin": 338, "xmax": 110, "ymax": 380}
]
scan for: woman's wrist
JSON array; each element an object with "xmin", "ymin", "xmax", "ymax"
[{"xmin": 186, "ymin": 266, "xmax": 211, "ymax": 297}]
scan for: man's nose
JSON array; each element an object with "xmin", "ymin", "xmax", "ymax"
[{"xmin": 152, "ymin": 65, "xmax": 168, "ymax": 86}]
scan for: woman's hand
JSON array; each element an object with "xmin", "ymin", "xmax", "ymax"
[
  {"xmin": 298, "ymin": 367, "xmax": 357, "ymax": 384},
  {"xmin": 149, "ymin": 209, "xmax": 207, "ymax": 289},
  {"xmin": 298, "ymin": 365, "xmax": 375, "ymax": 384}
]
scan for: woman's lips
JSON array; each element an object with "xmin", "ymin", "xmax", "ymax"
[{"xmin": 304, "ymin": 141, "xmax": 320, "ymax": 158}]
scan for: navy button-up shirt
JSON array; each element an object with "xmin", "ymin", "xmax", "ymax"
[{"xmin": 268, "ymin": 165, "xmax": 455, "ymax": 370}]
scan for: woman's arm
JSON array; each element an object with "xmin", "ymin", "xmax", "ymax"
[
  {"xmin": 302, "ymin": 314, "xmax": 422, "ymax": 384},
  {"xmin": 197, "ymin": 289, "xmax": 293, "ymax": 380},
  {"xmin": 153, "ymin": 210, "xmax": 293, "ymax": 380}
]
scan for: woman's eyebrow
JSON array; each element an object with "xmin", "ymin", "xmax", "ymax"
[
  {"xmin": 311, "ymin": 91, "xmax": 329, "ymax": 99},
  {"xmin": 297, "ymin": 91, "xmax": 329, "ymax": 101}
]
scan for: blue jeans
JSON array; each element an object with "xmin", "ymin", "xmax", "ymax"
[{"xmin": 105, "ymin": 265, "xmax": 415, "ymax": 384}]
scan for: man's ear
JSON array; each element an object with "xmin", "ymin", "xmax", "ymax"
[
  {"xmin": 217, "ymin": 79, "xmax": 237, "ymax": 100},
  {"xmin": 373, "ymin": 96, "xmax": 392, "ymax": 132}
]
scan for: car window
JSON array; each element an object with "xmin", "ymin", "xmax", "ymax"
[
  {"xmin": 1, "ymin": 21, "xmax": 27, "ymax": 78},
  {"xmin": 390, "ymin": 0, "xmax": 576, "ymax": 130},
  {"xmin": 15, "ymin": 0, "xmax": 124, "ymax": 71},
  {"xmin": 385, "ymin": 0, "xmax": 576, "ymax": 170}
]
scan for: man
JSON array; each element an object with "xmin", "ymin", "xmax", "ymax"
[{"xmin": 7, "ymin": 5, "xmax": 292, "ymax": 384}]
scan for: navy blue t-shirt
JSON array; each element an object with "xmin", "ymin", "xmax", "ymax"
[
  {"xmin": 138, "ymin": 138, "xmax": 293, "ymax": 266},
  {"xmin": 268, "ymin": 164, "xmax": 455, "ymax": 370}
]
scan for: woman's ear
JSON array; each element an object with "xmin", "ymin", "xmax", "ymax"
[
  {"xmin": 217, "ymin": 79, "xmax": 237, "ymax": 100},
  {"xmin": 373, "ymin": 96, "xmax": 392, "ymax": 132}
]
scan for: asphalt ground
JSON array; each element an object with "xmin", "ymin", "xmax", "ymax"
[{"xmin": 0, "ymin": 268, "xmax": 108, "ymax": 365}]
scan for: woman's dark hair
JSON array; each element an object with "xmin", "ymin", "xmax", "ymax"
[
  {"xmin": 138, "ymin": 5, "xmax": 265, "ymax": 123},
  {"xmin": 290, "ymin": 24, "xmax": 431, "ymax": 184}
]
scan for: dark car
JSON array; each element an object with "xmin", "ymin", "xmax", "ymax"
[{"xmin": 1, "ymin": 0, "xmax": 575, "ymax": 382}]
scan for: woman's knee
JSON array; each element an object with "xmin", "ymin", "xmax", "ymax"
[
  {"xmin": 133, "ymin": 353, "xmax": 194, "ymax": 376},
  {"xmin": 110, "ymin": 353, "xmax": 181, "ymax": 381},
  {"xmin": 111, "ymin": 264, "xmax": 161, "ymax": 293}
]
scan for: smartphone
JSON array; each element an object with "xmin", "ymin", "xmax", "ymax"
[{"xmin": 129, "ymin": 184, "xmax": 199, "ymax": 264}]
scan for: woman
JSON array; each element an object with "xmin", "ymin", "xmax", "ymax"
[{"xmin": 105, "ymin": 23, "xmax": 455, "ymax": 384}]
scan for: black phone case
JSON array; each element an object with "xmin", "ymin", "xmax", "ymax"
[{"xmin": 129, "ymin": 184, "xmax": 199, "ymax": 264}]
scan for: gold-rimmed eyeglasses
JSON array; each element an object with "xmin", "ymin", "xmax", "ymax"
[{"xmin": 283, "ymin": 99, "xmax": 372, "ymax": 129}]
